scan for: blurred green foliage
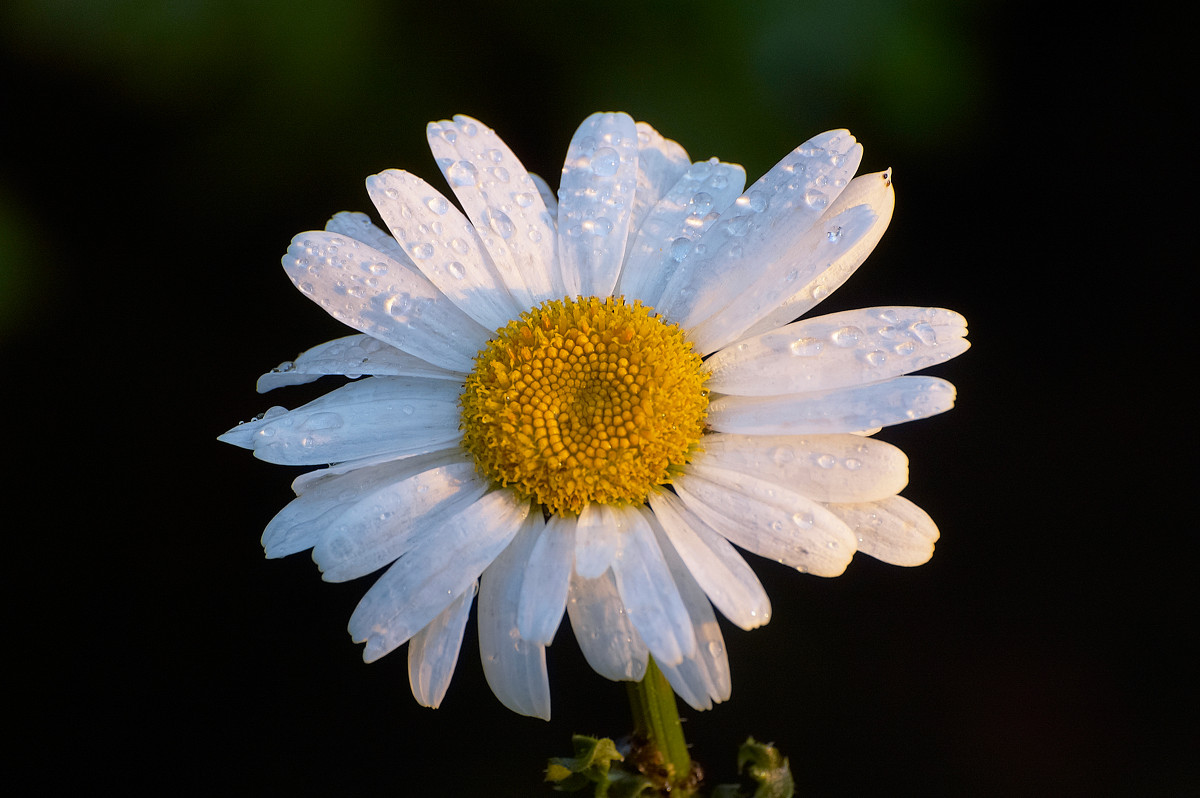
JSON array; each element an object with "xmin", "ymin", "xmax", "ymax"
[{"xmin": 1, "ymin": 0, "xmax": 991, "ymax": 341}]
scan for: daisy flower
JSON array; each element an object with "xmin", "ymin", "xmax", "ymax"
[{"xmin": 220, "ymin": 112, "xmax": 968, "ymax": 719}]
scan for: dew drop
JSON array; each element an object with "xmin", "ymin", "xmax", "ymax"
[
  {"xmin": 689, "ymin": 192, "xmax": 714, "ymax": 215},
  {"xmin": 863, "ymin": 350, "xmax": 887, "ymax": 367},
  {"xmin": 450, "ymin": 238, "xmax": 470, "ymax": 255},
  {"xmin": 411, "ymin": 242, "xmax": 435, "ymax": 260},
  {"xmin": 590, "ymin": 147, "xmax": 620, "ymax": 176},
  {"xmin": 792, "ymin": 512, "xmax": 814, "ymax": 529},
  {"xmin": 367, "ymin": 262, "xmax": 388, "ymax": 275},
  {"xmin": 447, "ymin": 261, "xmax": 466, "ymax": 279},
  {"xmin": 844, "ymin": 458, "xmax": 863, "ymax": 471},
  {"xmin": 831, "ymin": 326, "xmax": 864, "ymax": 347},
  {"xmin": 447, "ymin": 160, "xmax": 478, "ymax": 186},
  {"xmin": 826, "ymin": 226, "xmax": 844, "ymax": 243},
  {"xmin": 816, "ymin": 454, "xmax": 837, "ymax": 469},
  {"xmin": 514, "ymin": 192, "xmax": 534, "ymax": 208},
  {"xmin": 670, "ymin": 237, "xmax": 693, "ymax": 262},
  {"xmin": 487, "ymin": 209, "xmax": 516, "ymax": 239},
  {"xmin": 425, "ymin": 196, "xmax": 449, "ymax": 215},
  {"xmin": 803, "ymin": 189, "xmax": 828, "ymax": 208},
  {"xmin": 789, "ymin": 337, "xmax": 823, "ymax": 356},
  {"xmin": 909, "ymin": 322, "xmax": 937, "ymax": 345},
  {"xmin": 489, "ymin": 166, "xmax": 510, "ymax": 182},
  {"xmin": 811, "ymin": 285, "xmax": 830, "ymax": 301},
  {"xmin": 894, "ymin": 341, "xmax": 916, "ymax": 356}
]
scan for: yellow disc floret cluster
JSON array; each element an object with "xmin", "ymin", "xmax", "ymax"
[{"xmin": 460, "ymin": 296, "xmax": 709, "ymax": 516}]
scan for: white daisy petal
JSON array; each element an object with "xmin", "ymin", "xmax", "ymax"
[
  {"xmin": 313, "ymin": 460, "xmax": 490, "ymax": 583},
  {"xmin": 655, "ymin": 130, "xmax": 862, "ymax": 332},
  {"xmin": 741, "ymin": 169, "xmax": 896, "ymax": 338},
  {"xmin": 365, "ymin": 168, "xmax": 523, "ymax": 330},
  {"xmin": 427, "ymin": 115, "xmax": 561, "ymax": 306},
  {"xmin": 262, "ymin": 450, "xmax": 468, "ymax": 559},
  {"xmin": 408, "ymin": 580, "xmax": 477, "ymax": 709},
  {"xmin": 649, "ymin": 513, "xmax": 732, "ymax": 710},
  {"xmin": 528, "ymin": 172, "xmax": 558, "ymax": 217},
  {"xmin": 324, "ymin": 211, "xmax": 409, "ymax": 262},
  {"xmin": 626, "ymin": 121, "xmax": 691, "ymax": 249},
  {"xmin": 517, "ymin": 514, "xmax": 574, "ymax": 646},
  {"xmin": 707, "ymin": 376, "xmax": 957, "ymax": 436},
  {"xmin": 566, "ymin": 568, "xmax": 649, "ymax": 682},
  {"xmin": 707, "ymin": 306, "xmax": 968, "ymax": 395},
  {"xmin": 648, "ymin": 490, "xmax": 771, "ymax": 631},
  {"xmin": 616, "ymin": 159, "xmax": 747, "ymax": 308},
  {"xmin": 574, "ymin": 502, "xmax": 622, "ymax": 579},
  {"xmin": 697, "ymin": 433, "xmax": 909, "ymax": 504},
  {"xmin": 349, "ymin": 490, "xmax": 531, "ymax": 662},
  {"xmin": 256, "ymin": 334, "xmax": 462, "ymax": 393},
  {"xmin": 827, "ymin": 495, "xmax": 940, "ymax": 566},
  {"xmin": 557, "ymin": 112, "xmax": 640, "ymax": 297},
  {"xmin": 218, "ymin": 377, "xmax": 463, "ymax": 466},
  {"xmin": 685, "ymin": 201, "xmax": 880, "ymax": 354},
  {"xmin": 610, "ymin": 506, "xmax": 697, "ymax": 667},
  {"xmin": 478, "ymin": 511, "xmax": 552, "ymax": 719},
  {"xmin": 282, "ymin": 230, "xmax": 489, "ymax": 371},
  {"xmin": 672, "ymin": 471, "xmax": 857, "ymax": 577}
]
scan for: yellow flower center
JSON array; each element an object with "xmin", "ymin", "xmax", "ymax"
[{"xmin": 460, "ymin": 296, "xmax": 709, "ymax": 515}]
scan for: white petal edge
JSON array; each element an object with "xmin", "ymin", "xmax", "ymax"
[
  {"xmin": 625, "ymin": 120, "xmax": 691, "ymax": 254},
  {"xmin": 741, "ymin": 169, "xmax": 896, "ymax": 339},
  {"xmin": 478, "ymin": 510, "xmax": 551, "ymax": 719},
  {"xmin": 557, "ymin": 112, "xmax": 640, "ymax": 297},
  {"xmin": 574, "ymin": 502, "xmax": 622, "ymax": 579},
  {"xmin": 706, "ymin": 306, "xmax": 968, "ymax": 396},
  {"xmin": 648, "ymin": 511, "xmax": 732, "ymax": 710},
  {"xmin": 655, "ymin": 130, "xmax": 862, "ymax": 334},
  {"xmin": 282, "ymin": 230, "xmax": 490, "ymax": 372},
  {"xmin": 827, "ymin": 495, "xmax": 941, "ymax": 566},
  {"xmin": 349, "ymin": 490, "xmax": 530, "ymax": 662},
  {"xmin": 257, "ymin": 334, "xmax": 463, "ymax": 393},
  {"xmin": 671, "ymin": 471, "xmax": 857, "ymax": 577},
  {"xmin": 261, "ymin": 449, "xmax": 470, "ymax": 560},
  {"xmin": 610, "ymin": 506, "xmax": 697, "ymax": 667},
  {"xmin": 616, "ymin": 158, "xmax": 747, "ymax": 309},
  {"xmin": 365, "ymin": 168, "xmax": 523, "ymax": 330},
  {"xmin": 313, "ymin": 460, "xmax": 490, "ymax": 583},
  {"xmin": 427, "ymin": 115, "xmax": 561, "ymax": 306},
  {"xmin": 696, "ymin": 432, "xmax": 909, "ymax": 504},
  {"xmin": 567, "ymin": 568, "xmax": 649, "ymax": 682},
  {"xmin": 218, "ymin": 377, "xmax": 463, "ymax": 466},
  {"xmin": 408, "ymin": 580, "xmax": 477, "ymax": 709},
  {"xmin": 707, "ymin": 376, "xmax": 957, "ymax": 436},
  {"xmin": 648, "ymin": 489, "xmax": 771, "ymax": 631},
  {"xmin": 517, "ymin": 514, "xmax": 574, "ymax": 645}
]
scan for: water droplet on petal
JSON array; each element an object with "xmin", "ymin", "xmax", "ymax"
[
  {"xmin": 816, "ymin": 454, "xmax": 837, "ymax": 469},
  {"xmin": 803, "ymin": 188, "xmax": 828, "ymax": 208},
  {"xmin": 789, "ymin": 337, "xmax": 823, "ymax": 356},
  {"xmin": 447, "ymin": 261, "xmax": 466, "ymax": 279},
  {"xmin": 590, "ymin": 147, "xmax": 619, "ymax": 176},
  {"xmin": 826, "ymin": 226, "xmax": 843, "ymax": 243},
  {"xmin": 425, "ymin": 196, "xmax": 449, "ymax": 215},
  {"xmin": 831, "ymin": 326, "xmax": 864, "ymax": 347},
  {"xmin": 447, "ymin": 160, "xmax": 478, "ymax": 186},
  {"xmin": 487, "ymin": 209, "xmax": 515, "ymax": 239},
  {"xmin": 411, "ymin": 242, "xmax": 435, "ymax": 260},
  {"xmin": 670, "ymin": 237, "xmax": 693, "ymax": 262}
]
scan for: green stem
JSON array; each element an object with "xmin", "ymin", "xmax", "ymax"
[{"xmin": 626, "ymin": 657, "xmax": 692, "ymax": 791}]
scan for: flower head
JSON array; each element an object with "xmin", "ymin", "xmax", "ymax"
[{"xmin": 220, "ymin": 112, "xmax": 968, "ymax": 718}]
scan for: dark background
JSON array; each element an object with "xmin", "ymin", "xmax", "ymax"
[{"xmin": 2, "ymin": 2, "xmax": 1189, "ymax": 794}]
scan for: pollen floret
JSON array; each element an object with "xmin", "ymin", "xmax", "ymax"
[{"xmin": 460, "ymin": 296, "xmax": 709, "ymax": 515}]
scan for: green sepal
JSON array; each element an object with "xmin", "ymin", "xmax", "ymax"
[
  {"xmin": 711, "ymin": 737, "xmax": 794, "ymax": 798},
  {"xmin": 545, "ymin": 735, "xmax": 655, "ymax": 797}
]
